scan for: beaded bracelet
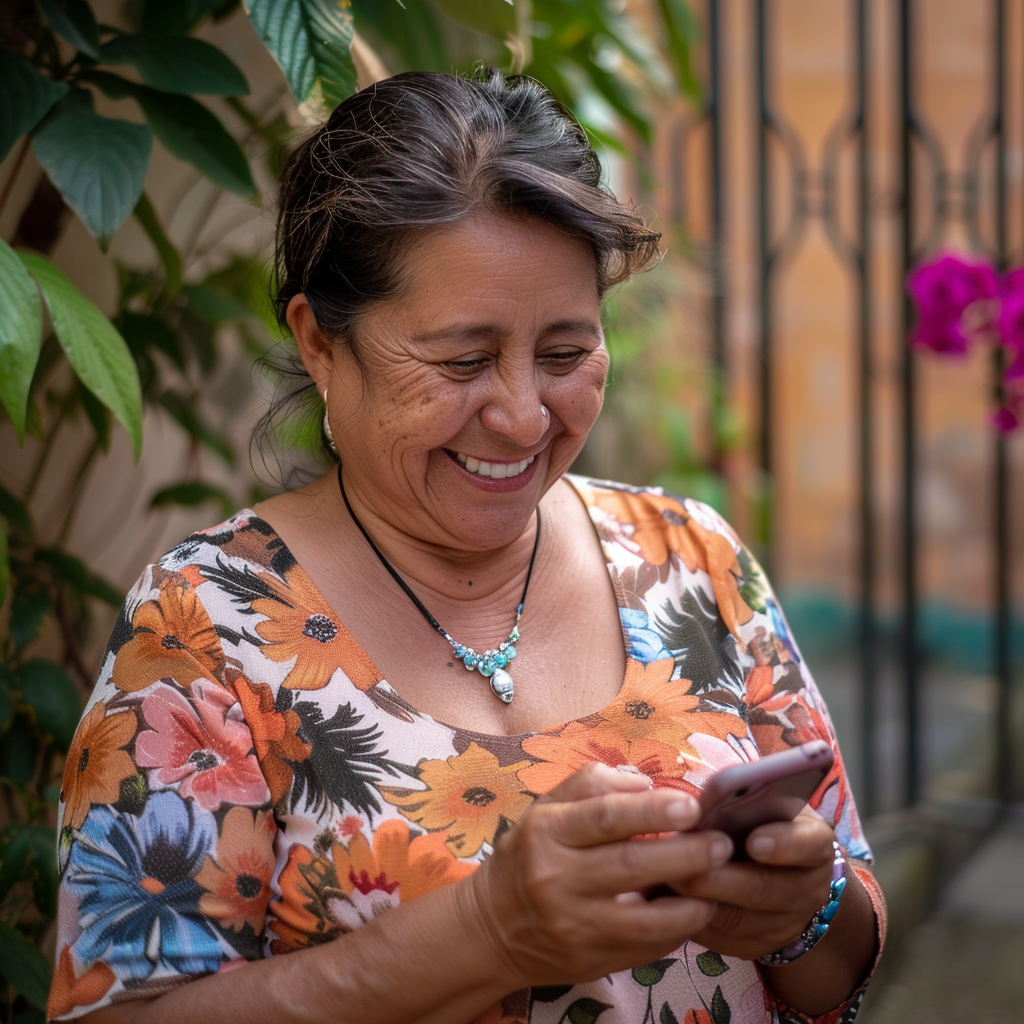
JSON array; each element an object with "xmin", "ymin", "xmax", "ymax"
[{"xmin": 756, "ymin": 841, "xmax": 847, "ymax": 967}]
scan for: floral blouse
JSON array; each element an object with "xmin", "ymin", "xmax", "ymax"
[{"xmin": 48, "ymin": 478, "xmax": 885, "ymax": 1024}]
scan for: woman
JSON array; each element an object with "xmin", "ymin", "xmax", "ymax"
[{"xmin": 49, "ymin": 70, "xmax": 884, "ymax": 1024}]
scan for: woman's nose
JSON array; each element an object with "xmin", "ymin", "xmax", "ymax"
[{"xmin": 479, "ymin": 380, "xmax": 549, "ymax": 448}]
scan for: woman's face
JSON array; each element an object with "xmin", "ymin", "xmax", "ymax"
[{"xmin": 298, "ymin": 210, "xmax": 608, "ymax": 551}]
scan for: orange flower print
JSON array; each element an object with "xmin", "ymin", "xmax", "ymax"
[
  {"xmin": 592, "ymin": 488, "xmax": 706, "ymax": 570},
  {"xmin": 252, "ymin": 568, "xmax": 380, "ymax": 691},
  {"xmin": 684, "ymin": 1010, "xmax": 713, "ymax": 1024},
  {"xmin": 330, "ymin": 818, "xmax": 475, "ymax": 925},
  {"xmin": 267, "ymin": 844, "xmax": 337, "ymax": 953},
  {"xmin": 231, "ymin": 674, "xmax": 310, "ymax": 807},
  {"xmin": 60, "ymin": 701, "xmax": 137, "ymax": 829},
  {"xmin": 603, "ymin": 659, "xmax": 701, "ymax": 747},
  {"xmin": 46, "ymin": 946, "xmax": 115, "ymax": 1020},
  {"xmin": 518, "ymin": 721, "xmax": 696, "ymax": 796},
  {"xmin": 111, "ymin": 582, "xmax": 224, "ymax": 692},
  {"xmin": 686, "ymin": 516, "xmax": 755, "ymax": 638},
  {"xmin": 196, "ymin": 807, "xmax": 276, "ymax": 932},
  {"xmin": 381, "ymin": 743, "xmax": 534, "ymax": 856}
]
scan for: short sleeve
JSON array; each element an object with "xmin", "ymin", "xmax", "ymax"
[{"xmin": 48, "ymin": 566, "xmax": 275, "ymax": 1021}]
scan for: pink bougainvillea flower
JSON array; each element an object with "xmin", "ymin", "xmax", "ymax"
[
  {"xmin": 907, "ymin": 253, "xmax": 1000, "ymax": 354},
  {"xmin": 136, "ymin": 680, "xmax": 270, "ymax": 811},
  {"xmin": 999, "ymin": 269, "xmax": 1024, "ymax": 382}
]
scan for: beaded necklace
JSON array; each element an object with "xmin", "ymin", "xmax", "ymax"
[{"xmin": 338, "ymin": 465, "xmax": 540, "ymax": 703}]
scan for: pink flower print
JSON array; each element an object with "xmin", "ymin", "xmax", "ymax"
[
  {"xmin": 136, "ymin": 680, "xmax": 270, "ymax": 811},
  {"xmin": 907, "ymin": 254, "xmax": 999, "ymax": 355}
]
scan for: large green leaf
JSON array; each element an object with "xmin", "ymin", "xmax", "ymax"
[
  {"xmin": 159, "ymin": 391, "xmax": 236, "ymax": 465},
  {"xmin": 151, "ymin": 481, "xmax": 234, "ymax": 514},
  {"xmin": 0, "ymin": 825, "xmax": 58, "ymax": 917},
  {"xmin": 0, "ymin": 53, "xmax": 69, "ymax": 163},
  {"xmin": 17, "ymin": 660, "xmax": 82, "ymax": 753},
  {"xmin": 247, "ymin": 0, "xmax": 358, "ymax": 116},
  {"xmin": 86, "ymin": 71, "xmax": 255, "ymax": 197},
  {"xmin": 0, "ymin": 239, "xmax": 43, "ymax": 442},
  {"xmin": 10, "ymin": 583, "xmax": 51, "ymax": 651},
  {"xmin": 18, "ymin": 253, "xmax": 143, "ymax": 457},
  {"xmin": 31, "ymin": 89, "xmax": 152, "ymax": 245},
  {"xmin": 140, "ymin": 90, "xmax": 255, "ymax": 197},
  {"xmin": 142, "ymin": 0, "xmax": 234, "ymax": 34},
  {"xmin": 654, "ymin": 0, "xmax": 700, "ymax": 102},
  {"xmin": 100, "ymin": 34, "xmax": 249, "ymax": 96},
  {"xmin": 0, "ymin": 527, "xmax": 7, "ymax": 609},
  {"xmin": 40, "ymin": 0, "xmax": 100, "ymax": 58},
  {"xmin": 35, "ymin": 548, "xmax": 123, "ymax": 606},
  {"xmin": 432, "ymin": 0, "xmax": 522, "ymax": 41},
  {"xmin": 0, "ymin": 482, "xmax": 34, "ymax": 538},
  {"xmin": 0, "ymin": 920, "xmax": 53, "ymax": 1011}
]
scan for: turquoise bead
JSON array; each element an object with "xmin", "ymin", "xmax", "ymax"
[
  {"xmin": 505, "ymin": 645, "xmax": 516, "ymax": 660},
  {"xmin": 479, "ymin": 660, "xmax": 496, "ymax": 677}
]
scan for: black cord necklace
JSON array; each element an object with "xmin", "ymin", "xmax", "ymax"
[{"xmin": 337, "ymin": 465, "xmax": 540, "ymax": 704}]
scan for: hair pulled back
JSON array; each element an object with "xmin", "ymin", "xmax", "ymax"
[{"xmin": 272, "ymin": 68, "xmax": 661, "ymax": 339}]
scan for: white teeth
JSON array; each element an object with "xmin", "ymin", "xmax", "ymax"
[{"xmin": 455, "ymin": 453, "xmax": 534, "ymax": 479}]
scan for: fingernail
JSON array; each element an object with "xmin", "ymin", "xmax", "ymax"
[
  {"xmin": 666, "ymin": 797, "xmax": 698, "ymax": 826},
  {"xmin": 711, "ymin": 837, "xmax": 733, "ymax": 863},
  {"xmin": 750, "ymin": 836, "xmax": 774, "ymax": 857}
]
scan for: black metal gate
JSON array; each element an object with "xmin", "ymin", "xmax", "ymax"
[{"xmin": 670, "ymin": 0, "xmax": 1021, "ymax": 816}]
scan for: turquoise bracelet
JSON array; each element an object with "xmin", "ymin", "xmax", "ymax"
[{"xmin": 757, "ymin": 841, "xmax": 847, "ymax": 967}]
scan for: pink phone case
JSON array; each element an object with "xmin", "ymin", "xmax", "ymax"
[{"xmin": 696, "ymin": 740, "xmax": 834, "ymax": 849}]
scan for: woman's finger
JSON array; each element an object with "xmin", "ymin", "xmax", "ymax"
[
  {"xmin": 744, "ymin": 806, "xmax": 835, "ymax": 866},
  {"xmin": 540, "ymin": 761, "xmax": 653, "ymax": 804},
  {"xmin": 542, "ymin": 786, "xmax": 705, "ymax": 849}
]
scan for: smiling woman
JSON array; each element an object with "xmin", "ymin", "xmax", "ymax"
[{"xmin": 50, "ymin": 70, "xmax": 884, "ymax": 1024}]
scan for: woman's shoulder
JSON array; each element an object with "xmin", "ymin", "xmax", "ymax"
[{"xmin": 565, "ymin": 473, "xmax": 742, "ymax": 548}]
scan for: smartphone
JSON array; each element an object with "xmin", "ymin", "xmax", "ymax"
[{"xmin": 696, "ymin": 740, "xmax": 834, "ymax": 852}]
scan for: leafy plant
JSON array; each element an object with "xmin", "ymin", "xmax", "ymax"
[{"xmin": 0, "ymin": 0, "xmax": 697, "ymax": 1017}]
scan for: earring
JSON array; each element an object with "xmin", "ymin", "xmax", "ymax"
[
  {"xmin": 541, "ymin": 405, "xmax": 549, "ymax": 418},
  {"xmin": 322, "ymin": 389, "xmax": 337, "ymax": 452}
]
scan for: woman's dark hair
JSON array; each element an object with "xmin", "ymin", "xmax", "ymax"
[{"xmin": 255, "ymin": 68, "xmax": 661, "ymax": 477}]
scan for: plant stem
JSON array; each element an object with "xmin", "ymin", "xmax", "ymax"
[
  {"xmin": 55, "ymin": 436, "xmax": 102, "ymax": 547},
  {"xmin": 0, "ymin": 137, "xmax": 32, "ymax": 221},
  {"xmin": 54, "ymin": 593, "xmax": 92, "ymax": 690},
  {"xmin": 24, "ymin": 391, "xmax": 73, "ymax": 504}
]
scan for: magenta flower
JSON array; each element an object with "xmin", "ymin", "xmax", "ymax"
[
  {"xmin": 999, "ymin": 269, "xmax": 1024, "ymax": 382},
  {"xmin": 136, "ymin": 679, "xmax": 269, "ymax": 811},
  {"xmin": 907, "ymin": 254, "xmax": 1000, "ymax": 354}
]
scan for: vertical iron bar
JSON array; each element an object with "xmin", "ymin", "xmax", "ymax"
[
  {"xmin": 709, "ymin": 0, "xmax": 727, "ymax": 470},
  {"xmin": 899, "ymin": 0, "xmax": 921, "ymax": 807},
  {"xmin": 992, "ymin": 0, "xmax": 1012, "ymax": 804},
  {"xmin": 855, "ymin": 0, "xmax": 877, "ymax": 816},
  {"xmin": 756, "ymin": 0, "xmax": 773, "ymax": 570}
]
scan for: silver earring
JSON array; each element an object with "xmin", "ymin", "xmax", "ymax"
[
  {"xmin": 541, "ymin": 405, "xmax": 549, "ymax": 418},
  {"xmin": 322, "ymin": 389, "xmax": 337, "ymax": 452}
]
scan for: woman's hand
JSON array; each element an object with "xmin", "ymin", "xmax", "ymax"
[
  {"xmin": 669, "ymin": 805, "xmax": 837, "ymax": 961},
  {"xmin": 465, "ymin": 763, "xmax": 734, "ymax": 991}
]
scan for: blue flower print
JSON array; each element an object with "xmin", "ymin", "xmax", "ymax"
[
  {"xmin": 620, "ymin": 607, "xmax": 672, "ymax": 663},
  {"xmin": 66, "ymin": 790, "xmax": 224, "ymax": 981}
]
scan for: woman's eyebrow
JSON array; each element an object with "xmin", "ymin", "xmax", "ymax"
[{"xmin": 411, "ymin": 319, "xmax": 602, "ymax": 343}]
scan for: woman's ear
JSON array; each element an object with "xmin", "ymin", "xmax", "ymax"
[{"xmin": 286, "ymin": 294, "xmax": 333, "ymax": 390}]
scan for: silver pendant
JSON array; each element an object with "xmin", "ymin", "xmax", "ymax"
[{"xmin": 489, "ymin": 667, "xmax": 515, "ymax": 703}]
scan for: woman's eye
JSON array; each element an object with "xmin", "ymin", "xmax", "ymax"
[
  {"xmin": 443, "ymin": 357, "xmax": 489, "ymax": 372},
  {"xmin": 541, "ymin": 349, "xmax": 586, "ymax": 367}
]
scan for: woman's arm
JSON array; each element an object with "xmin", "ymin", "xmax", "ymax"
[{"xmin": 78, "ymin": 766, "xmax": 731, "ymax": 1024}]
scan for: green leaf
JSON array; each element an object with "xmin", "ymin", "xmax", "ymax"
[
  {"xmin": 18, "ymin": 253, "xmax": 143, "ymax": 457},
  {"xmin": 150, "ymin": 482, "xmax": 234, "ymax": 513},
  {"xmin": 659, "ymin": 1004, "xmax": 680, "ymax": 1024},
  {"xmin": 654, "ymin": 0, "xmax": 701, "ymax": 102},
  {"xmin": 135, "ymin": 88, "xmax": 255, "ymax": 198},
  {"xmin": 695, "ymin": 949, "xmax": 729, "ymax": 977},
  {"xmin": 432, "ymin": 0, "xmax": 521, "ymax": 40},
  {"xmin": 79, "ymin": 383, "xmax": 112, "ymax": 450},
  {"xmin": 711, "ymin": 985, "xmax": 731, "ymax": 1024},
  {"xmin": 134, "ymin": 193, "xmax": 183, "ymax": 300},
  {"xmin": 531, "ymin": 986, "xmax": 574, "ymax": 1003},
  {"xmin": 35, "ymin": 548, "xmax": 122, "ymax": 606},
  {"xmin": 0, "ymin": 686, "xmax": 12, "ymax": 736},
  {"xmin": 115, "ymin": 772, "xmax": 149, "ymax": 815},
  {"xmin": 159, "ymin": 391, "xmax": 236, "ymax": 465},
  {"xmin": 17, "ymin": 659, "xmax": 82, "ymax": 753},
  {"xmin": 10, "ymin": 584, "xmax": 51, "ymax": 650},
  {"xmin": 247, "ymin": 0, "xmax": 357, "ymax": 116},
  {"xmin": 737, "ymin": 546, "xmax": 772, "ymax": 614},
  {"xmin": 120, "ymin": 312, "xmax": 186, "ymax": 371},
  {"xmin": 142, "ymin": 0, "xmax": 231, "ymax": 34},
  {"xmin": 0, "ymin": 719, "xmax": 40, "ymax": 788},
  {"xmin": 183, "ymin": 283, "xmax": 256, "ymax": 323},
  {"xmin": 0, "ymin": 239, "xmax": 43, "ymax": 443},
  {"xmin": 0, "ymin": 825, "xmax": 58, "ymax": 917},
  {"xmin": 564, "ymin": 998, "xmax": 613, "ymax": 1024},
  {"xmin": 31, "ymin": 89, "xmax": 152, "ymax": 245},
  {"xmin": 0, "ymin": 920, "xmax": 53, "ymax": 1011},
  {"xmin": 0, "ymin": 482, "xmax": 34, "ymax": 538},
  {"xmin": 631, "ymin": 958, "xmax": 677, "ymax": 988},
  {"xmin": 0, "ymin": 53, "xmax": 69, "ymax": 163},
  {"xmin": 40, "ymin": 0, "xmax": 100, "ymax": 58},
  {"xmin": 100, "ymin": 34, "xmax": 249, "ymax": 96}
]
